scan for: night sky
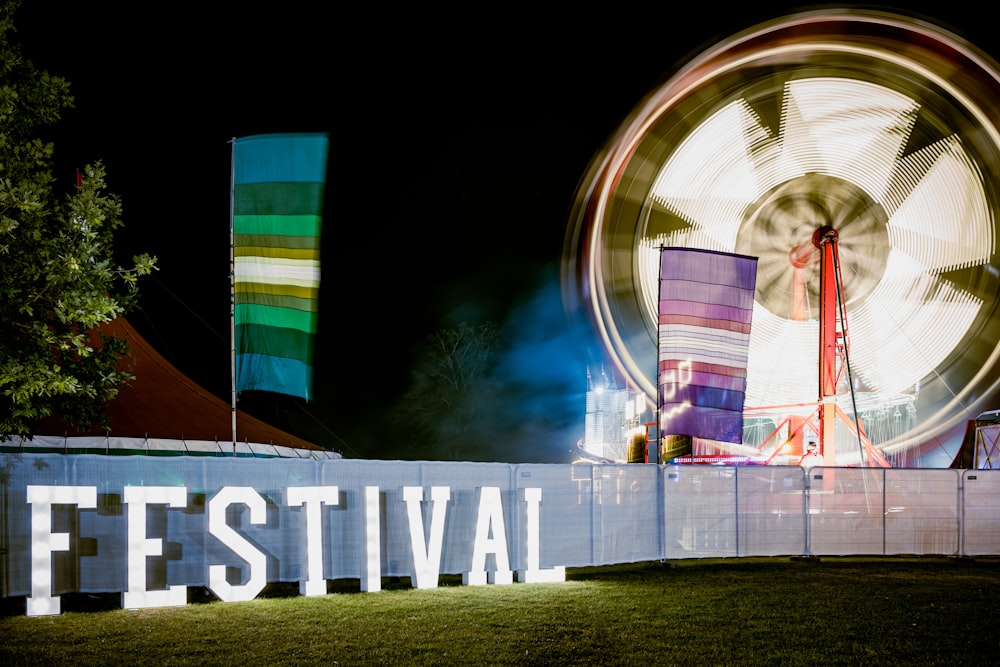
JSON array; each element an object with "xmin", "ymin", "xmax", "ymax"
[{"xmin": 12, "ymin": 2, "xmax": 993, "ymax": 461}]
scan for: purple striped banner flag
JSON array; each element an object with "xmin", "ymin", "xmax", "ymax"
[{"xmin": 658, "ymin": 247, "xmax": 758, "ymax": 444}]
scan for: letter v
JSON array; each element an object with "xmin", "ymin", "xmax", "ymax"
[{"xmin": 402, "ymin": 486, "xmax": 450, "ymax": 589}]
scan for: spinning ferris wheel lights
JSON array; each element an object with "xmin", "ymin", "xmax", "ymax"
[
  {"xmin": 564, "ymin": 9, "xmax": 1000, "ymax": 465},
  {"xmin": 644, "ymin": 75, "xmax": 992, "ymax": 411}
]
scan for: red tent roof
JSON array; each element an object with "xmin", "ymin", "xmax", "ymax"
[{"xmin": 37, "ymin": 317, "xmax": 325, "ymax": 452}]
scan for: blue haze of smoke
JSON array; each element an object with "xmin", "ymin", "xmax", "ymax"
[{"xmin": 485, "ymin": 265, "xmax": 602, "ymax": 463}]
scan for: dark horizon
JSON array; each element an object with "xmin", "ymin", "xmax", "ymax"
[{"xmin": 12, "ymin": 2, "xmax": 997, "ymax": 462}]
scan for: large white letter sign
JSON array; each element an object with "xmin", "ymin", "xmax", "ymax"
[
  {"xmin": 286, "ymin": 486, "xmax": 339, "ymax": 596},
  {"xmin": 463, "ymin": 486, "xmax": 512, "ymax": 585},
  {"xmin": 123, "ymin": 486, "xmax": 188, "ymax": 609},
  {"xmin": 208, "ymin": 486, "xmax": 267, "ymax": 602},
  {"xmin": 402, "ymin": 486, "xmax": 450, "ymax": 589},
  {"xmin": 361, "ymin": 486, "xmax": 381, "ymax": 592},
  {"xmin": 516, "ymin": 487, "xmax": 565, "ymax": 583},
  {"xmin": 26, "ymin": 485, "xmax": 97, "ymax": 617}
]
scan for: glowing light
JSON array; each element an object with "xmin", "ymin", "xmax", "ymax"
[
  {"xmin": 27, "ymin": 485, "xmax": 97, "ymax": 617},
  {"xmin": 402, "ymin": 486, "xmax": 450, "ymax": 589},
  {"xmin": 286, "ymin": 486, "xmax": 340, "ymax": 597},
  {"xmin": 565, "ymin": 9, "xmax": 1000, "ymax": 461},
  {"xmin": 123, "ymin": 486, "xmax": 187, "ymax": 610},
  {"xmin": 208, "ymin": 487, "xmax": 267, "ymax": 603},
  {"xmin": 517, "ymin": 487, "xmax": 566, "ymax": 583},
  {"xmin": 643, "ymin": 74, "xmax": 993, "ymax": 413},
  {"xmin": 362, "ymin": 486, "xmax": 381, "ymax": 592},
  {"xmin": 463, "ymin": 487, "xmax": 513, "ymax": 586}
]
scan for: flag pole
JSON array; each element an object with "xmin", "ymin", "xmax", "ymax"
[
  {"xmin": 229, "ymin": 137, "xmax": 238, "ymax": 456},
  {"xmin": 654, "ymin": 246, "xmax": 663, "ymax": 465}
]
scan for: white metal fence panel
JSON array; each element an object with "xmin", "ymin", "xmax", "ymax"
[
  {"xmin": 883, "ymin": 468, "xmax": 960, "ymax": 556},
  {"xmin": 807, "ymin": 468, "xmax": 886, "ymax": 555},
  {"xmin": 960, "ymin": 469, "xmax": 1000, "ymax": 555},
  {"xmin": 592, "ymin": 464, "xmax": 661, "ymax": 565},
  {"xmin": 736, "ymin": 466, "xmax": 806, "ymax": 556},
  {"xmin": 663, "ymin": 465, "xmax": 738, "ymax": 559},
  {"xmin": 515, "ymin": 464, "xmax": 595, "ymax": 568}
]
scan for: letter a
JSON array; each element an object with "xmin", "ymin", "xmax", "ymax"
[{"xmin": 463, "ymin": 486, "xmax": 512, "ymax": 585}]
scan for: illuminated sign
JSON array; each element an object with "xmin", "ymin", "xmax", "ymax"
[{"xmin": 24, "ymin": 484, "xmax": 565, "ymax": 617}]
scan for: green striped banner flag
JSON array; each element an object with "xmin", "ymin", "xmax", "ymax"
[{"xmin": 232, "ymin": 133, "xmax": 328, "ymax": 400}]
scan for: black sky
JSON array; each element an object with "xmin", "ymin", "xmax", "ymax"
[{"xmin": 11, "ymin": 2, "xmax": 994, "ymax": 461}]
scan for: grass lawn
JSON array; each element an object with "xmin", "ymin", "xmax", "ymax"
[{"xmin": 2, "ymin": 556, "xmax": 998, "ymax": 665}]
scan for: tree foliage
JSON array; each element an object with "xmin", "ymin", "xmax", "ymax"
[
  {"xmin": 398, "ymin": 321, "xmax": 500, "ymax": 460},
  {"xmin": 0, "ymin": 0, "xmax": 155, "ymax": 439}
]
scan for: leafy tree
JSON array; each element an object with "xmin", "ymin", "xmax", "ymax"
[
  {"xmin": 0, "ymin": 0, "xmax": 155, "ymax": 439},
  {"xmin": 398, "ymin": 321, "xmax": 499, "ymax": 460}
]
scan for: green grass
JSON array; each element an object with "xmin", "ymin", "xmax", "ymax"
[{"xmin": 2, "ymin": 557, "xmax": 999, "ymax": 666}]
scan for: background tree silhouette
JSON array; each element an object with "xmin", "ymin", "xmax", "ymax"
[{"xmin": 397, "ymin": 321, "xmax": 500, "ymax": 460}]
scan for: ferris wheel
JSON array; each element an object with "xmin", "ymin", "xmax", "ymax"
[{"xmin": 563, "ymin": 9, "xmax": 1000, "ymax": 466}]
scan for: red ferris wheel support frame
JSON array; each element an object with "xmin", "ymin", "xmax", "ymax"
[
  {"xmin": 817, "ymin": 226, "xmax": 844, "ymax": 466},
  {"xmin": 755, "ymin": 226, "xmax": 890, "ymax": 467},
  {"xmin": 814, "ymin": 225, "xmax": 890, "ymax": 467}
]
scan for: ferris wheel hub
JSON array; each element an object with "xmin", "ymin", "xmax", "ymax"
[
  {"xmin": 735, "ymin": 174, "xmax": 889, "ymax": 318},
  {"xmin": 812, "ymin": 225, "xmax": 838, "ymax": 248}
]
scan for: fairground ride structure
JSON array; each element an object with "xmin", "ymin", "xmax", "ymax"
[{"xmin": 563, "ymin": 8, "xmax": 1000, "ymax": 467}]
